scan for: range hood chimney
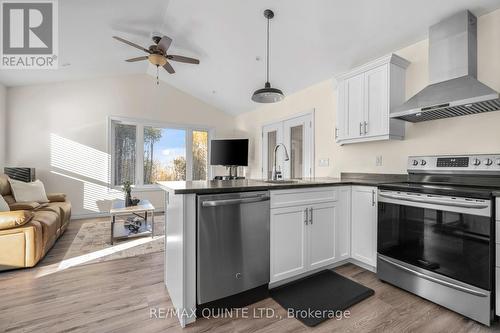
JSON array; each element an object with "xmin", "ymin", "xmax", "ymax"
[{"xmin": 391, "ymin": 10, "xmax": 500, "ymax": 122}]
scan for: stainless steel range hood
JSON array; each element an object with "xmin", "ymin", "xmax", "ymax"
[{"xmin": 391, "ymin": 11, "xmax": 500, "ymax": 123}]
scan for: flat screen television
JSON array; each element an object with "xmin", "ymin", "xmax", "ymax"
[{"xmin": 210, "ymin": 139, "xmax": 249, "ymax": 166}]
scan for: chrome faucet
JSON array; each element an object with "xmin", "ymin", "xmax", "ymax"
[{"xmin": 271, "ymin": 143, "xmax": 290, "ymax": 180}]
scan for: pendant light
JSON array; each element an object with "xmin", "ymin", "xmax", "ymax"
[{"xmin": 252, "ymin": 9, "xmax": 285, "ymax": 103}]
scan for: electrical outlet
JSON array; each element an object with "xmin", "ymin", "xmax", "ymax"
[
  {"xmin": 376, "ymin": 155, "xmax": 383, "ymax": 166},
  {"xmin": 318, "ymin": 158, "xmax": 330, "ymax": 167}
]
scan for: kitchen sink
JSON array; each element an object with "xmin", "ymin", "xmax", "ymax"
[{"xmin": 264, "ymin": 180, "xmax": 299, "ymax": 184}]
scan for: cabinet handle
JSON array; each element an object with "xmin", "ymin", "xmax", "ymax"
[
  {"xmin": 372, "ymin": 189, "xmax": 376, "ymax": 206},
  {"xmin": 364, "ymin": 121, "xmax": 368, "ymax": 134},
  {"xmin": 304, "ymin": 208, "xmax": 308, "ymax": 225},
  {"xmin": 335, "ymin": 127, "xmax": 339, "ymax": 139},
  {"xmin": 359, "ymin": 122, "xmax": 363, "ymax": 135},
  {"xmin": 309, "ymin": 207, "xmax": 313, "ymax": 224}
]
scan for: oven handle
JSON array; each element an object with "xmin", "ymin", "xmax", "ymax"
[
  {"xmin": 378, "ymin": 256, "xmax": 488, "ymax": 297},
  {"xmin": 378, "ymin": 192, "xmax": 489, "ymax": 209}
]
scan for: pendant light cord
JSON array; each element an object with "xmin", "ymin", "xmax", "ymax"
[{"xmin": 266, "ymin": 16, "xmax": 270, "ymax": 83}]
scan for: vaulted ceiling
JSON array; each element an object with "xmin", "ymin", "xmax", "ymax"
[{"xmin": 1, "ymin": 0, "xmax": 500, "ymax": 115}]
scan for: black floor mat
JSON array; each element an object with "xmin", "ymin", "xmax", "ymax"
[{"xmin": 270, "ymin": 269, "xmax": 374, "ymax": 327}]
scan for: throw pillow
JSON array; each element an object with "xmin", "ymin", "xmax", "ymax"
[
  {"xmin": 9, "ymin": 179, "xmax": 49, "ymax": 203},
  {"xmin": 0, "ymin": 195, "xmax": 9, "ymax": 212}
]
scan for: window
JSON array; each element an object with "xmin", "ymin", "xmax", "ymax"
[
  {"xmin": 143, "ymin": 127, "xmax": 186, "ymax": 184},
  {"xmin": 113, "ymin": 123, "xmax": 136, "ymax": 185},
  {"xmin": 192, "ymin": 130, "xmax": 208, "ymax": 181},
  {"xmin": 110, "ymin": 118, "xmax": 211, "ymax": 187}
]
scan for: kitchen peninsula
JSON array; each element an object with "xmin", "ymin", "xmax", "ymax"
[{"xmin": 157, "ymin": 174, "xmax": 404, "ymax": 327}]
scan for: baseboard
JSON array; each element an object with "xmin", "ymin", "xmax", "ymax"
[
  {"xmin": 348, "ymin": 258, "xmax": 377, "ymax": 273},
  {"xmin": 72, "ymin": 209, "xmax": 165, "ymax": 220}
]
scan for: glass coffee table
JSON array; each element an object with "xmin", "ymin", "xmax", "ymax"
[{"xmin": 109, "ymin": 199, "xmax": 155, "ymax": 245}]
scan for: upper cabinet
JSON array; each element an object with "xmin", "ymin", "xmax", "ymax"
[{"xmin": 335, "ymin": 54, "xmax": 410, "ymax": 145}]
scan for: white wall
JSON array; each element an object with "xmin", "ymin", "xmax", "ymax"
[
  {"xmin": 0, "ymin": 84, "xmax": 5, "ymax": 169},
  {"xmin": 236, "ymin": 8, "xmax": 500, "ymax": 179},
  {"xmin": 6, "ymin": 74, "xmax": 236, "ymax": 217}
]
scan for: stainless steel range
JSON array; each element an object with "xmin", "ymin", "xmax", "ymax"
[{"xmin": 377, "ymin": 154, "xmax": 500, "ymax": 326}]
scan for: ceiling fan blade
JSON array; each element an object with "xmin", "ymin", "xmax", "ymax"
[
  {"xmin": 125, "ymin": 56, "xmax": 148, "ymax": 62},
  {"xmin": 163, "ymin": 61, "xmax": 175, "ymax": 74},
  {"xmin": 157, "ymin": 36, "xmax": 173, "ymax": 53},
  {"xmin": 112, "ymin": 36, "xmax": 150, "ymax": 53},
  {"xmin": 168, "ymin": 55, "xmax": 200, "ymax": 64}
]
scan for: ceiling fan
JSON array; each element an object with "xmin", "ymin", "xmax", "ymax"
[{"xmin": 112, "ymin": 34, "xmax": 200, "ymax": 83}]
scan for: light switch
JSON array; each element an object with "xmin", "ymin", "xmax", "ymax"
[{"xmin": 319, "ymin": 159, "xmax": 330, "ymax": 167}]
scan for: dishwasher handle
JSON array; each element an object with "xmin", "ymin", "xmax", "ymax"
[{"xmin": 202, "ymin": 195, "xmax": 270, "ymax": 207}]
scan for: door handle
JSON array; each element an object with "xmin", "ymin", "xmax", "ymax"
[
  {"xmin": 364, "ymin": 121, "xmax": 368, "ymax": 134},
  {"xmin": 304, "ymin": 208, "xmax": 308, "ymax": 225},
  {"xmin": 372, "ymin": 189, "xmax": 375, "ymax": 206},
  {"xmin": 309, "ymin": 207, "xmax": 313, "ymax": 224},
  {"xmin": 378, "ymin": 255, "xmax": 488, "ymax": 297},
  {"xmin": 202, "ymin": 195, "xmax": 270, "ymax": 207}
]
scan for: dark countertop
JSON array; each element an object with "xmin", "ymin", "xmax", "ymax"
[
  {"xmin": 157, "ymin": 173, "xmax": 407, "ymax": 195},
  {"xmin": 493, "ymin": 191, "xmax": 500, "ymax": 197}
]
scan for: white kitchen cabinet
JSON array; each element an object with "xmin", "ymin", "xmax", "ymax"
[
  {"xmin": 335, "ymin": 54, "xmax": 409, "ymax": 145},
  {"xmin": 336, "ymin": 186, "xmax": 351, "ymax": 261},
  {"xmin": 351, "ymin": 186, "xmax": 377, "ymax": 268},
  {"xmin": 308, "ymin": 201, "xmax": 338, "ymax": 270},
  {"xmin": 270, "ymin": 205, "xmax": 308, "ymax": 282},
  {"xmin": 270, "ymin": 187, "xmax": 342, "ymax": 283}
]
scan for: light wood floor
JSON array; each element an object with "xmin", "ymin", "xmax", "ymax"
[{"xmin": 0, "ymin": 218, "xmax": 498, "ymax": 333}]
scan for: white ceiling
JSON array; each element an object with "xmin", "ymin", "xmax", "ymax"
[{"xmin": 1, "ymin": 0, "xmax": 500, "ymax": 115}]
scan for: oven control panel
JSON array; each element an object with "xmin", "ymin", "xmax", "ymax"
[{"xmin": 408, "ymin": 154, "xmax": 500, "ymax": 174}]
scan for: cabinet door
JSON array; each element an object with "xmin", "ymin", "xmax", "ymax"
[
  {"xmin": 351, "ymin": 186, "xmax": 377, "ymax": 267},
  {"xmin": 308, "ymin": 202, "xmax": 337, "ymax": 270},
  {"xmin": 364, "ymin": 65, "xmax": 389, "ymax": 137},
  {"xmin": 336, "ymin": 80, "xmax": 346, "ymax": 141},
  {"xmin": 345, "ymin": 74, "xmax": 365, "ymax": 139},
  {"xmin": 336, "ymin": 186, "xmax": 351, "ymax": 261},
  {"xmin": 270, "ymin": 206, "xmax": 308, "ymax": 282}
]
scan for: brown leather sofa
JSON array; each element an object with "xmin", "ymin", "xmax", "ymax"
[{"xmin": 0, "ymin": 174, "xmax": 71, "ymax": 271}]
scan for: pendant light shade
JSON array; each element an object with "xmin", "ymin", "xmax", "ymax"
[{"xmin": 252, "ymin": 9, "xmax": 284, "ymax": 103}]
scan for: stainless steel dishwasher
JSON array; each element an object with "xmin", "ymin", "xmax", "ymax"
[{"xmin": 197, "ymin": 191, "xmax": 270, "ymax": 305}]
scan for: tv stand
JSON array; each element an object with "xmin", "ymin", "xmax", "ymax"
[
  {"xmin": 213, "ymin": 165, "xmax": 245, "ymax": 181},
  {"xmin": 213, "ymin": 176, "xmax": 245, "ymax": 181}
]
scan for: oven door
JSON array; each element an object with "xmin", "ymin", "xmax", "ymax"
[{"xmin": 377, "ymin": 190, "xmax": 492, "ymax": 290}]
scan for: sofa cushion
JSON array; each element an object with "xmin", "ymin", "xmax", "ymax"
[
  {"xmin": 32, "ymin": 210, "xmax": 60, "ymax": 251},
  {"xmin": 9, "ymin": 179, "xmax": 49, "ymax": 203},
  {"xmin": 2, "ymin": 195, "xmax": 16, "ymax": 205},
  {"xmin": 0, "ymin": 195, "xmax": 9, "ymax": 212},
  {"xmin": 43, "ymin": 202, "xmax": 71, "ymax": 226},
  {"xmin": 9, "ymin": 202, "xmax": 41, "ymax": 211},
  {"xmin": 0, "ymin": 175, "xmax": 11, "ymax": 196},
  {"xmin": 0, "ymin": 211, "xmax": 34, "ymax": 230}
]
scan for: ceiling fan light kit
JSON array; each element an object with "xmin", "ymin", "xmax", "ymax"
[
  {"xmin": 148, "ymin": 54, "xmax": 167, "ymax": 67},
  {"xmin": 252, "ymin": 9, "xmax": 285, "ymax": 103},
  {"xmin": 112, "ymin": 34, "xmax": 200, "ymax": 85}
]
